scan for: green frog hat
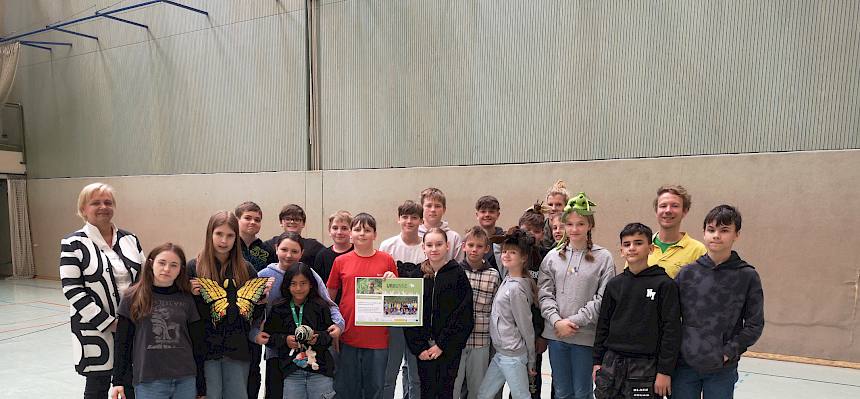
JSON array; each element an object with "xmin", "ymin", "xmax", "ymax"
[{"xmin": 556, "ymin": 192, "xmax": 597, "ymax": 250}]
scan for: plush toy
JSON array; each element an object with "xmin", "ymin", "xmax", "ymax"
[{"xmin": 292, "ymin": 324, "xmax": 320, "ymax": 370}]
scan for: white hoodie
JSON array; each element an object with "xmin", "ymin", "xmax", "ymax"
[{"xmin": 418, "ymin": 220, "xmax": 464, "ymax": 263}]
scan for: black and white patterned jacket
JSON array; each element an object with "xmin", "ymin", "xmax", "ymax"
[{"xmin": 60, "ymin": 223, "xmax": 144, "ymax": 376}]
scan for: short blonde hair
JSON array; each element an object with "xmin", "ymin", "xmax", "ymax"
[
  {"xmin": 328, "ymin": 210, "xmax": 353, "ymax": 228},
  {"xmin": 77, "ymin": 183, "xmax": 115, "ymax": 221}
]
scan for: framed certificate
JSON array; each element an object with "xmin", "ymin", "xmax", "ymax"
[{"xmin": 354, "ymin": 277, "xmax": 423, "ymax": 327}]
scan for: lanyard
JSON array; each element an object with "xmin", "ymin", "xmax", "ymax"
[{"xmin": 290, "ymin": 300, "xmax": 304, "ymax": 327}]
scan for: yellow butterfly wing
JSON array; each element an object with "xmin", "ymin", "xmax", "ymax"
[
  {"xmin": 236, "ymin": 277, "xmax": 269, "ymax": 321},
  {"xmin": 198, "ymin": 277, "xmax": 229, "ymax": 323}
]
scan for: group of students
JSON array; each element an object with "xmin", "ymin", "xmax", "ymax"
[{"xmin": 64, "ymin": 180, "xmax": 763, "ymax": 399}]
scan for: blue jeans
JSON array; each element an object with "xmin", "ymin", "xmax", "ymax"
[
  {"xmin": 547, "ymin": 340, "xmax": 594, "ymax": 399},
  {"xmin": 384, "ymin": 327, "xmax": 421, "ymax": 399},
  {"xmin": 476, "ymin": 353, "xmax": 530, "ymax": 399},
  {"xmin": 334, "ymin": 343, "xmax": 389, "ymax": 399},
  {"xmin": 671, "ymin": 363, "xmax": 738, "ymax": 399},
  {"xmin": 283, "ymin": 369, "xmax": 335, "ymax": 399},
  {"xmin": 204, "ymin": 358, "xmax": 250, "ymax": 399},
  {"xmin": 134, "ymin": 376, "xmax": 196, "ymax": 399}
]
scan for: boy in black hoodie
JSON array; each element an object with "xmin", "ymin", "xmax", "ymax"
[
  {"xmin": 672, "ymin": 205, "xmax": 764, "ymax": 399},
  {"xmin": 593, "ymin": 223, "xmax": 681, "ymax": 399}
]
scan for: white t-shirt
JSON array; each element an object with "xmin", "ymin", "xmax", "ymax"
[{"xmin": 379, "ymin": 235, "xmax": 427, "ymax": 264}]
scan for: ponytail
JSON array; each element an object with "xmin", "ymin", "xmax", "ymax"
[{"xmin": 420, "ymin": 260, "xmax": 435, "ymax": 278}]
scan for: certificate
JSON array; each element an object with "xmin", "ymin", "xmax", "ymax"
[{"xmin": 354, "ymin": 277, "xmax": 423, "ymax": 327}]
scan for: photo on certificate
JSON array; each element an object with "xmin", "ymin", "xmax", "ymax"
[{"xmin": 354, "ymin": 277, "xmax": 423, "ymax": 327}]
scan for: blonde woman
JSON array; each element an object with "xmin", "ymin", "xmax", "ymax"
[{"xmin": 60, "ymin": 183, "xmax": 145, "ymax": 399}]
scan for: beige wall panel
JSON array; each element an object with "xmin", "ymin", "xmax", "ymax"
[
  {"xmin": 27, "ymin": 150, "xmax": 860, "ymax": 361},
  {"xmin": 28, "ymin": 171, "xmax": 309, "ymax": 279},
  {"xmin": 321, "ymin": 150, "xmax": 860, "ymax": 362}
]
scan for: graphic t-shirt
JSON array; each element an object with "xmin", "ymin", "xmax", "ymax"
[
  {"xmin": 326, "ymin": 250, "xmax": 398, "ymax": 349},
  {"xmin": 241, "ymin": 238, "xmax": 277, "ymax": 272},
  {"xmin": 117, "ymin": 290, "xmax": 200, "ymax": 384}
]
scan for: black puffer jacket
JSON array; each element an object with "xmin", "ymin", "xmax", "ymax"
[{"xmin": 404, "ymin": 260, "xmax": 474, "ymax": 359}]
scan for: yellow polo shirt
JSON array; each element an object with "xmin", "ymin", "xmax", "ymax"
[{"xmin": 648, "ymin": 232, "xmax": 707, "ymax": 278}]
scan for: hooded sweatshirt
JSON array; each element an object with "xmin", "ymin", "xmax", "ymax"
[
  {"xmin": 418, "ymin": 221, "xmax": 464, "ymax": 262},
  {"xmin": 538, "ymin": 244, "xmax": 616, "ymax": 347},
  {"xmin": 675, "ymin": 251, "xmax": 764, "ymax": 373},
  {"xmin": 490, "ymin": 276, "xmax": 537, "ymax": 370},
  {"xmin": 404, "ymin": 259, "xmax": 474, "ymax": 359},
  {"xmin": 592, "ymin": 265, "xmax": 681, "ymax": 375}
]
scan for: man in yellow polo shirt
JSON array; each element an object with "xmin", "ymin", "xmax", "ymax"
[{"xmin": 649, "ymin": 185, "xmax": 707, "ymax": 278}]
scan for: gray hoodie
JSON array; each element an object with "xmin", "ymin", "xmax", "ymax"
[
  {"xmin": 538, "ymin": 244, "xmax": 616, "ymax": 347},
  {"xmin": 489, "ymin": 276, "xmax": 537, "ymax": 370}
]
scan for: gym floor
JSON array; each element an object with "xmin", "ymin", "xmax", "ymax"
[{"xmin": 2, "ymin": 278, "xmax": 858, "ymax": 398}]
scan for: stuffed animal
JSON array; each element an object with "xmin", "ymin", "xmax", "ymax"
[{"xmin": 292, "ymin": 324, "xmax": 319, "ymax": 370}]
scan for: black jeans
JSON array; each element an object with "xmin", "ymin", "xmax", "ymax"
[
  {"xmin": 265, "ymin": 357, "xmax": 285, "ymax": 399},
  {"xmin": 418, "ymin": 353, "xmax": 462, "ymax": 399},
  {"xmin": 84, "ymin": 375, "xmax": 135, "ymax": 399},
  {"xmin": 249, "ymin": 342, "xmax": 263, "ymax": 399}
]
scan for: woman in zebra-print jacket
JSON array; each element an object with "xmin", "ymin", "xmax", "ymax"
[{"xmin": 60, "ymin": 183, "xmax": 145, "ymax": 399}]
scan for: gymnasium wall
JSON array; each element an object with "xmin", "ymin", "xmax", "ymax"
[
  {"xmin": 4, "ymin": 0, "xmax": 309, "ymax": 178},
  {"xmin": 5, "ymin": 0, "xmax": 860, "ymax": 363},
  {"xmin": 317, "ymin": 0, "xmax": 859, "ymax": 169},
  {"xmin": 26, "ymin": 150, "xmax": 860, "ymax": 363}
]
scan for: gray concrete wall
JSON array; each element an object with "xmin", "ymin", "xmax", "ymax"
[{"xmin": 26, "ymin": 150, "xmax": 860, "ymax": 362}]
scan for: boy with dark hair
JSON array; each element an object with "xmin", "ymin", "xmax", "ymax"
[
  {"xmin": 475, "ymin": 195, "xmax": 504, "ymax": 238},
  {"xmin": 380, "ymin": 200, "xmax": 426, "ymax": 399},
  {"xmin": 672, "ymin": 205, "xmax": 764, "ymax": 399},
  {"xmin": 235, "ymin": 201, "xmax": 277, "ymax": 272},
  {"xmin": 234, "ymin": 201, "xmax": 276, "ymax": 399},
  {"xmin": 265, "ymin": 204, "xmax": 325, "ymax": 267},
  {"xmin": 593, "ymin": 223, "xmax": 681, "ymax": 399}
]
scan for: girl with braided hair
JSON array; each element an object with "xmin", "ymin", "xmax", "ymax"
[{"xmin": 538, "ymin": 193, "xmax": 616, "ymax": 399}]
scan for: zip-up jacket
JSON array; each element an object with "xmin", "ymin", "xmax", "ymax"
[
  {"xmin": 538, "ymin": 244, "xmax": 616, "ymax": 347},
  {"xmin": 404, "ymin": 259, "xmax": 474, "ymax": 359},
  {"xmin": 490, "ymin": 276, "xmax": 537, "ymax": 370},
  {"xmin": 593, "ymin": 265, "xmax": 681, "ymax": 375},
  {"xmin": 676, "ymin": 252, "xmax": 764, "ymax": 373}
]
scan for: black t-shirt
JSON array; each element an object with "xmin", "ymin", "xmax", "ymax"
[
  {"xmin": 116, "ymin": 286, "xmax": 200, "ymax": 385},
  {"xmin": 300, "ymin": 238, "xmax": 325, "ymax": 267},
  {"xmin": 241, "ymin": 238, "xmax": 277, "ymax": 272},
  {"xmin": 312, "ymin": 245, "xmax": 353, "ymax": 285}
]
